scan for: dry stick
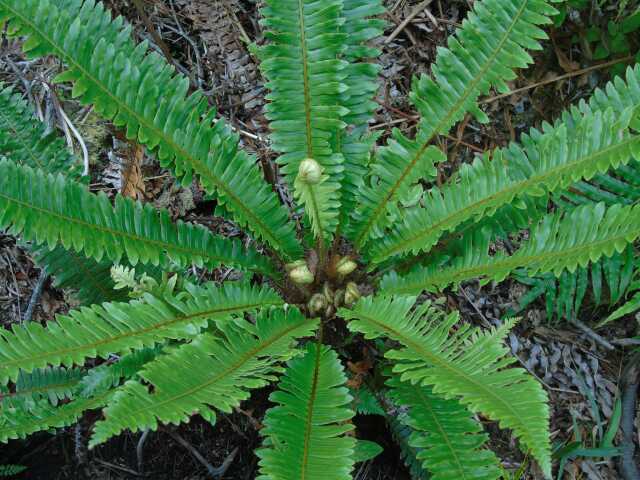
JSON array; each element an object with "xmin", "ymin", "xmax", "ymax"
[
  {"xmin": 136, "ymin": 429, "xmax": 150, "ymax": 475},
  {"xmin": 573, "ymin": 319, "xmax": 615, "ymax": 351},
  {"xmin": 385, "ymin": 0, "xmax": 435, "ymax": 44},
  {"xmin": 459, "ymin": 285, "xmax": 492, "ymax": 328},
  {"xmin": 93, "ymin": 458, "xmax": 144, "ymax": 477},
  {"xmin": 374, "ymin": 99, "xmax": 492, "ymax": 154},
  {"xmin": 47, "ymin": 85, "xmax": 90, "ymax": 176},
  {"xmin": 4, "ymin": 253, "xmax": 22, "ymax": 319},
  {"xmin": 611, "ymin": 338, "xmax": 640, "ymax": 347},
  {"xmin": 132, "ymin": 0, "xmax": 176, "ymax": 68},
  {"xmin": 482, "ymin": 55, "xmax": 634, "ymax": 104},
  {"xmin": 166, "ymin": 430, "xmax": 238, "ymax": 479},
  {"xmin": 619, "ymin": 352, "xmax": 640, "ymax": 480},
  {"xmin": 22, "ymin": 270, "xmax": 46, "ymax": 323},
  {"xmin": 219, "ymin": 0, "xmax": 251, "ymax": 46}
]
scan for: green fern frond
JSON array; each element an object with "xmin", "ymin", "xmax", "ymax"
[
  {"xmin": 77, "ymin": 347, "xmax": 160, "ymax": 398},
  {"xmin": 369, "ymin": 107, "xmax": 640, "ymax": 264},
  {"xmin": 339, "ymin": 296, "xmax": 551, "ymax": 476},
  {"xmin": 576, "ymin": 63, "xmax": 640, "ymax": 124},
  {"xmin": 0, "ymin": 465, "xmax": 26, "ymax": 477},
  {"xmin": 604, "ymin": 280, "xmax": 640, "ymax": 324},
  {"xmin": 0, "ymin": 162, "xmax": 275, "ymax": 275},
  {"xmin": 387, "ymin": 413, "xmax": 428, "ymax": 480},
  {"xmin": 89, "ymin": 308, "xmax": 318, "ymax": 447},
  {"xmin": 353, "ymin": 439, "xmax": 383, "ymax": 464},
  {"xmin": 0, "ymin": 281, "xmax": 282, "ymax": 384},
  {"xmin": 1, "ymin": 367, "xmax": 82, "ymax": 410},
  {"xmin": 335, "ymin": 0, "xmax": 384, "ymax": 232},
  {"xmin": 259, "ymin": 0, "xmax": 347, "ymax": 242},
  {"xmin": 511, "ymin": 246, "xmax": 636, "ymax": 321},
  {"xmin": 347, "ymin": 0, "xmax": 558, "ymax": 247},
  {"xmin": 338, "ymin": 131, "xmax": 379, "ymax": 232},
  {"xmin": 340, "ymin": 0, "xmax": 384, "ymax": 128},
  {"xmin": 383, "ymin": 202, "xmax": 640, "ymax": 295},
  {"xmin": 257, "ymin": 343, "xmax": 355, "ymax": 480},
  {"xmin": 32, "ymin": 245, "xmax": 129, "ymax": 305},
  {"xmin": 508, "ymin": 149, "xmax": 640, "ymax": 321},
  {"xmin": 555, "ymin": 160, "xmax": 640, "ymax": 207},
  {"xmin": 0, "ymin": 84, "xmax": 82, "ymax": 178},
  {"xmin": 387, "ymin": 376, "xmax": 501, "ymax": 480},
  {"xmin": 379, "ymin": 195, "xmax": 547, "ymax": 278},
  {"xmin": 33, "ymin": 244, "xmax": 167, "ymax": 306},
  {"xmin": 0, "ymin": 0, "xmax": 302, "ymax": 259},
  {"xmin": 352, "ymin": 383, "xmax": 385, "ymax": 416},
  {"xmin": 0, "ymin": 392, "xmax": 109, "ymax": 443}
]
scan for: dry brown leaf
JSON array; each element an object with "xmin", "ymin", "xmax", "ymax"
[
  {"xmin": 121, "ymin": 143, "xmax": 146, "ymax": 200},
  {"xmin": 347, "ymin": 359, "xmax": 373, "ymax": 376}
]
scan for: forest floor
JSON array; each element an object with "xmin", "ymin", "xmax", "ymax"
[{"xmin": 1, "ymin": 0, "xmax": 639, "ymax": 479}]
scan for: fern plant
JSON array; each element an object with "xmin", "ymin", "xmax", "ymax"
[{"xmin": 1, "ymin": 0, "xmax": 640, "ymax": 478}]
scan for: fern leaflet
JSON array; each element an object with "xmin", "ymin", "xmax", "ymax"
[
  {"xmin": 0, "ymin": 0, "xmax": 302, "ymax": 259},
  {"xmin": 0, "ymin": 162, "xmax": 275, "ymax": 275},
  {"xmin": 388, "ymin": 376, "xmax": 501, "ymax": 480},
  {"xmin": 0, "ymin": 392, "xmax": 109, "ymax": 443},
  {"xmin": 1, "ymin": 367, "xmax": 82, "ymax": 410},
  {"xmin": 0, "ymin": 281, "xmax": 282, "ymax": 384},
  {"xmin": 382, "ymin": 202, "xmax": 640, "ymax": 295},
  {"xmin": 339, "ymin": 296, "xmax": 551, "ymax": 476},
  {"xmin": 257, "ymin": 343, "xmax": 355, "ymax": 480},
  {"xmin": 347, "ymin": 0, "xmax": 558, "ymax": 247},
  {"xmin": 90, "ymin": 308, "xmax": 318, "ymax": 446},
  {"xmin": 0, "ymin": 84, "xmax": 82, "ymax": 178}
]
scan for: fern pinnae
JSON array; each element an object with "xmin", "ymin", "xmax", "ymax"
[
  {"xmin": 90, "ymin": 308, "xmax": 318, "ymax": 447},
  {"xmin": 339, "ymin": 296, "xmax": 551, "ymax": 477},
  {"xmin": 259, "ymin": 0, "xmax": 348, "ymax": 244},
  {"xmin": 383, "ymin": 202, "xmax": 640, "ymax": 295},
  {"xmin": 0, "ymin": 391, "xmax": 110, "ymax": 443},
  {"xmin": 0, "ymin": 282, "xmax": 282, "ymax": 384},
  {"xmin": 387, "ymin": 377, "xmax": 501, "ymax": 480},
  {"xmin": 32, "ymin": 245, "xmax": 137, "ymax": 305},
  {"xmin": 348, "ymin": 0, "xmax": 557, "ymax": 247},
  {"xmin": 1, "ymin": 367, "xmax": 82, "ymax": 410},
  {"xmin": 334, "ymin": 0, "xmax": 384, "ymax": 233},
  {"xmin": 0, "ymin": 465, "xmax": 26, "ymax": 477},
  {"xmin": 0, "ymin": 162, "xmax": 275, "ymax": 275},
  {"xmin": 77, "ymin": 348, "xmax": 160, "ymax": 398},
  {"xmin": 257, "ymin": 343, "xmax": 355, "ymax": 480},
  {"xmin": 368, "ymin": 107, "xmax": 640, "ymax": 264},
  {"xmin": 0, "ymin": 0, "xmax": 302, "ymax": 260},
  {"xmin": 0, "ymin": 84, "xmax": 82, "ymax": 178}
]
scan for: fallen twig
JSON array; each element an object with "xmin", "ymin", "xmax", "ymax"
[
  {"xmin": 167, "ymin": 429, "xmax": 238, "ymax": 478},
  {"xmin": 482, "ymin": 56, "xmax": 634, "ymax": 104},
  {"xmin": 385, "ymin": 0, "xmax": 435, "ymax": 44},
  {"xmin": 611, "ymin": 338, "xmax": 640, "ymax": 347},
  {"xmin": 574, "ymin": 319, "xmax": 615, "ymax": 351},
  {"xmin": 619, "ymin": 352, "xmax": 640, "ymax": 480},
  {"xmin": 136, "ymin": 429, "xmax": 150, "ymax": 474},
  {"xmin": 132, "ymin": 0, "xmax": 176, "ymax": 68},
  {"xmin": 23, "ymin": 269, "xmax": 46, "ymax": 323},
  {"xmin": 94, "ymin": 458, "xmax": 145, "ymax": 477},
  {"xmin": 48, "ymin": 86, "xmax": 90, "ymax": 176}
]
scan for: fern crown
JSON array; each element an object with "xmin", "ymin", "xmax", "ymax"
[{"xmin": 0, "ymin": 0, "xmax": 638, "ymax": 478}]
